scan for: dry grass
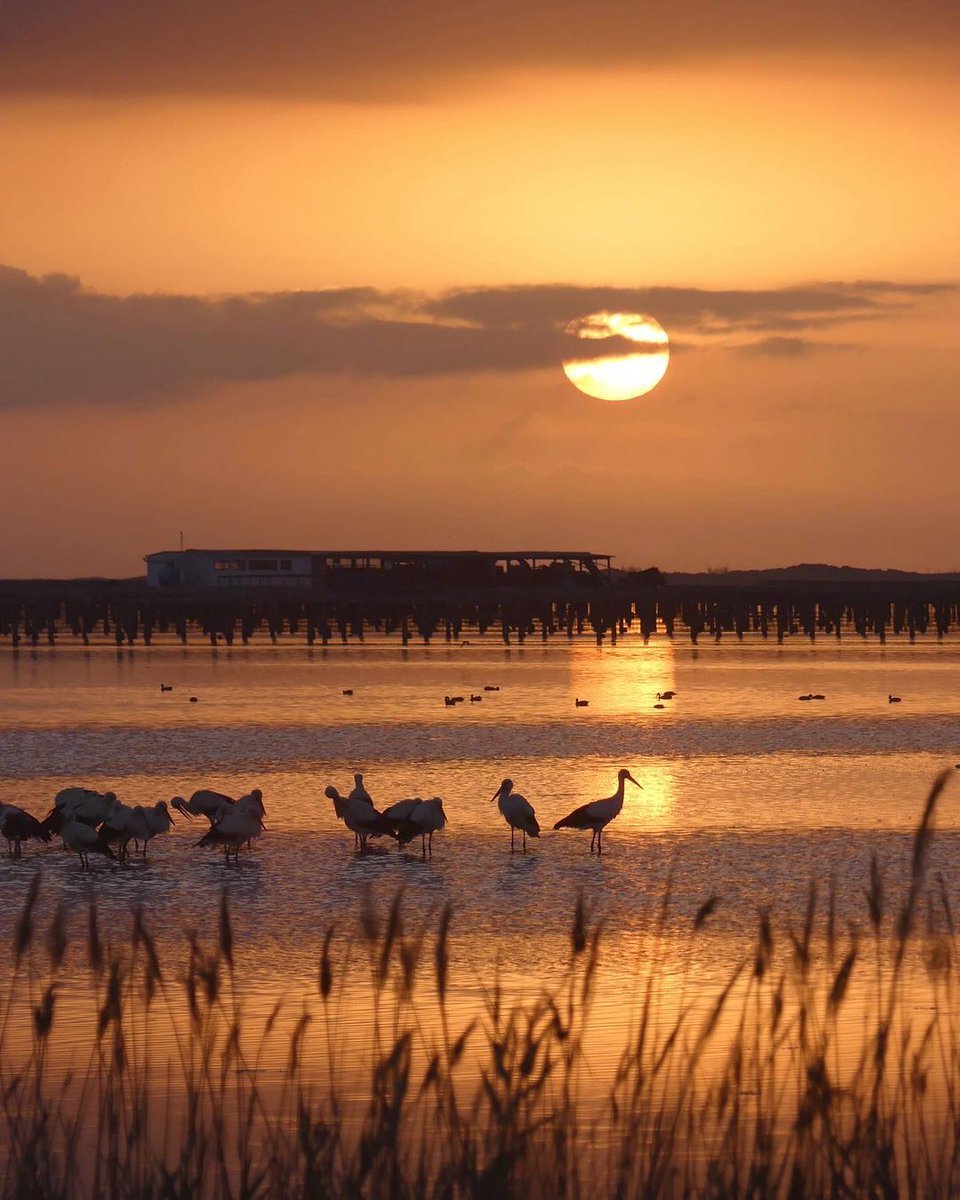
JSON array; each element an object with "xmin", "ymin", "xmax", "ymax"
[{"xmin": 2, "ymin": 770, "xmax": 960, "ymax": 1199}]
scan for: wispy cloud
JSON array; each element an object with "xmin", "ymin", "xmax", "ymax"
[{"xmin": 0, "ymin": 265, "xmax": 950, "ymax": 409}]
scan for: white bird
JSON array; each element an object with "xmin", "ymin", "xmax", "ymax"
[
  {"xmin": 0, "ymin": 803, "xmax": 52, "ymax": 859},
  {"xmin": 196, "ymin": 806, "xmax": 264, "ymax": 862},
  {"xmin": 553, "ymin": 769, "xmax": 642, "ymax": 854},
  {"xmin": 98, "ymin": 797, "xmax": 140, "ymax": 862},
  {"xmin": 235, "ymin": 788, "xmax": 266, "ymax": 820},
  {"xmin": 172, "ymin": 789, "xmax": 235, "ymax": 824},
  {"xmin": 130, "ymin": 800, "xmax": 175, "ymax": 857},
  {"xmin": 382, "ymin": 797, "xmax": 423, "ymax": 823},
  {"xmin": 61, "ymin": 814, "xmax": 116, "ymax": 870},
  {"xmin": 324, "ymin": 786, "xmax": 395, "ymax": 852},
  {"xmin": 45, "ymin": 787, "xmax": 116, "ymax": 832},
  {"xmin": 397, "ymin": 797, "xmax": 447, "ymax": 858},
  {"xmin": 491, "ymin": 779, "xmax": 540, "ymax": 852},
  {"xmin": 349, "ymin": 773, "xmax": 374, "ymax": 807}
]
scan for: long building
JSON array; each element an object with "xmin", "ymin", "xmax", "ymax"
[{"xmin": 144, "ymin": 548, "xmax": 613, "ymax": 590}]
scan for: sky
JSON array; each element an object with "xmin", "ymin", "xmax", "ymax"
[{"xmin": 1, "ymin": 0, "xmax": 958, "ymax": 577}]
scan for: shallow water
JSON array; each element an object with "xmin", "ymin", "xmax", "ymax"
[{"xmin": 2, "ymin": 634, "xmax": 959, "ymax": 1069}]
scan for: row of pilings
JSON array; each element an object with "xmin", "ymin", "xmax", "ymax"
[{"xmin": 3, "ymin": 582, "xmax": 960, "ymax": 647}]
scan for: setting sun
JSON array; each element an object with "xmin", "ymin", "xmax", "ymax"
[{"xmin": 562, "ymin": 311, "xmax": 670, "ymax": 401}]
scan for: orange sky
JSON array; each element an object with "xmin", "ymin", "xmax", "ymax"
[{"xmin": 0, "ymin": 1, "xmax": 958, "ymax": 576}]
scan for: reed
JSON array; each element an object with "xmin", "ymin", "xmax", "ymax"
[{"xmin": 2, "ymin": 769, "xmax": 959, "ymax": 1199}]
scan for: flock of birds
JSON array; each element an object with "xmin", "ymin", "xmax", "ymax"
[
  {"xmin": 0, "ymin": 769, "xmax": 644, "ymax": 869},
  {"xmin": 0, "ymin": 786, "xmax": 266, "ymax": 869}
]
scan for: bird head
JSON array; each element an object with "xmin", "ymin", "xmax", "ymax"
[
  {"xmin": 324, "ymin": 786, "xmax": 339, "ymax": 801},
  {"xmin": 620, "ymin": 769, "xmax": 642, "ymax": 789},
  {"xmin": 491, "ymin": 778, "xmax": 513, "ymax": 802}
]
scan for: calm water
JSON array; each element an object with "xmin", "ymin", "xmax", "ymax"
[{"xmin": 2, "ymin": 634, "xmax": 960, "ymax": 1040}]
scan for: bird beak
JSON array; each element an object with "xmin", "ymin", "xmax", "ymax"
[
  {"xmin": 627, "ymin": 772, "xmax": 642, "ymax": 788},
  {"xmin": 490, "ymin": 785, "xmax": 502, "ymax": 802}
]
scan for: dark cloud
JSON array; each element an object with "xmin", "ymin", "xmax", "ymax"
[
  {"xmin": 735, "ymin": 335, "xmax": 855, "ymax": 357},
  {"xmin": 0, "ymin": 265, "xmax": 949, "ymax": 409},
  {"xmin": 1, "ymin": 0, "xmax": 956, "ymax": 100}
]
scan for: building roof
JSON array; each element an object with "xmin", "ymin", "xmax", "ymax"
[{"xmin": 145, "ymin": 548, "xmax": 613, "ymax": 560}]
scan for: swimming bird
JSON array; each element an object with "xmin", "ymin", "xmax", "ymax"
[
  {"xmin": 575, "ymin": 698, "xmax": 589, "ymax": 708},
  {"xmin": 444, "ymin": 696, "xmax": 457, "ymax": 706},
  {"xmin": 657, "ymin": 691, "xmax": 676, "ymax": 701},
  {"xmin": 812, "ymin": 694, "xmax": 826, "ymax": 701},
  {"xmin": 160, "ymin": 684, "xmax": 173, "ymax": 692},
  {"xmin": 397, "ymin": 797, "xmax": 447, "ymax": 858},
  {"xmin": 798, "ymin": 694, "xmax": 813, "ymax": 701},
  {"xmin": 889, "ymin": 694, "xmax": 902, "ymax": 703},
  {"xmin": 491, "ymin": 779, "xmax": 539, "ymax": 852},
  {"xmin": 0, "ymin": 803, "xmax": 51, "ymax": 859},
  {"xmin": 553, "ymin": 769, "xmax": 642, "ymax": 854},
  {"xmin": 653, "ymin": 703, "xmax": 665, "ymax": 709},
  {"xmin": 342, "ymin": 689, "xmax": 354, "ymax": 696},
  {"xmin": 61, "ymin": 814, "xmax": 116, "ymax": 870},
  {"xmin": 470, "ymin": 694, "xmax": 482, "ymax": 702},
  {"xmin": 483, "ymin": 685, "xmax": 500, "ymax": 692},
  {"xmin": 196, "ymin": 806, "xmax": 264, "ymax": 862}
]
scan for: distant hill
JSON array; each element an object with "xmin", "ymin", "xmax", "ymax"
[{"xmin": 661, "ymin": 563, "xmax": 960, "ymax": 586}]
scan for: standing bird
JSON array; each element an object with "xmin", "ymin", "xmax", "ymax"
[
  {"xmin": 491, "ymin": 779, "xmax": 540, "ymax": 852},
  {"xmin": 98, "ymin": 797, "xmax": 140, "ymax": 862},
  {"xmin": 553, "ymin": 769, "xmax": 642, "ymax": 854},
  {"xmin": 196, "ymin": 806, "xmax": 264, "ymax": 862},
  {"xmin": 349, "ymin": 773, "xmax": 374, "ymax": 807},
  {"xmin": 324, "ymin": 786, "xmax": 396, "ymax": 852},
  {"xmin": 172, "ymin": 789, "xmax": 236, "ymax": 824},
  {"xmin": 0, "ymin": 803, "xmax": 51, "ymax": 859},
  {"xmin": 130, "ymin": 800, "xmax": 176, "ymax": 857},
  {"xmin": 61, "ymin": 815, "xmax": 116, "ymax": 870},
  {"xmin": 397, "ymin": 797, "xmax": 447, "ymax": 858}
]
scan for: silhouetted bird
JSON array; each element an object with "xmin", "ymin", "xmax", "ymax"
[
  {"xmin": 575, "ymin": 698, "xmax": 589, "ymax": 708},
  {"xmin": 889, "ymin": 694, "xmax": 902, "ymax": 703},
  {"xmin": 553, "ymin": 769, "xmax": 641, "ymax": 854},
  {"xmin": 491, "ymin": 779, "xmax": 539, "ymax": 852},
  {"xmin": 657, "ymin": 691, "xmax": 676, "ymax": 700}
]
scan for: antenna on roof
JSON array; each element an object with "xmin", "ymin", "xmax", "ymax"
[{"xmin": 179, "ymin": 530, "xmax": 184, "ymax": 552}]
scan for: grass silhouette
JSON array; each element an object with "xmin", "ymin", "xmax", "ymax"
[{"xmin": 1, "ymin": 770, "xmax": 959, "ymax": 1198}]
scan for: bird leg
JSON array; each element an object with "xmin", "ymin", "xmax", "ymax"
[
  {"xmin": 511, "ymin": 827, "xmax": 515, "ymax": 853},
  {"xmin": 589, "ymin": 830, "xmax": 596, "ymax": 853},
  {"xmin": 522, "ymin": 829, "xmax": 527, "ymax": 853},
  {"xmin": 597, "ymin": 830, "xmax": 603, "ymax": 855}
]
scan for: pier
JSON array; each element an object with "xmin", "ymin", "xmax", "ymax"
[{"xmin": 3, "ymin": 569, "xmax": 960, "ymax": 647}]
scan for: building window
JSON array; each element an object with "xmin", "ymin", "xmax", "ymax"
[
  {"xmin": 214, "ymin": 560, "xmax": 246, "ymax": 571},
  {"xmin": 248, "ymin": 559, "xmax": 278, "ymax": 571},
  {"xmin": 279, "ymin": 559, "xmax": 292, "ymax": 571}
]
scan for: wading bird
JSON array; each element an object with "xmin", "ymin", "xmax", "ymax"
[
  {"xmin": 0, "ymin": 803, "xmax": 51, "ymax": 859},
  {"xmin": 491, "ymin": 779, "xmax": 539, "ymax": 852},
  {"xmin": 130, "ymin": 800, "xmax": 175, "ymax": 857},
  {"xmin": 324, "ymin": 786, "xmax": 395, "ymax": 852},
  {"xmin": 553, "ymin": 769, "xmax": 642, "ymax": 854},
  {"xmin": 397, "ymin": 797, "xmax": 447, "ymax": 858},
  {"xmin": 196, "ymin": 806, "xmax": 264, "ymax": 862},
  {"xmin": 61, "ymin": 814, "xmax": 116, "ymax": 870},
  {"xmin": 171, "ymin": 789, "xmax": 236, "ymax": 824}
]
